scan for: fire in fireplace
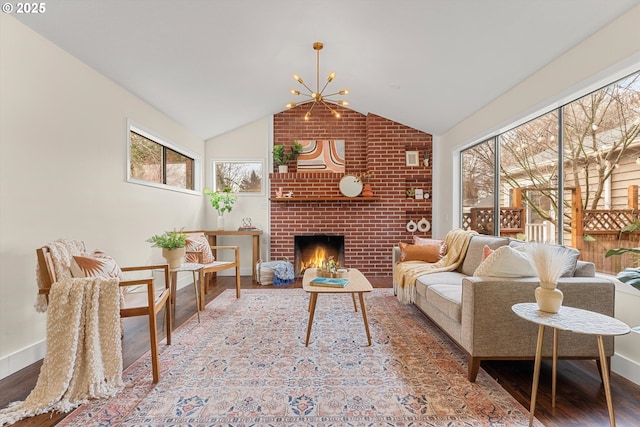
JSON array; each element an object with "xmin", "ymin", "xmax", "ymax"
[{"xmin": 294, "ymin": 235, "xmax": 345, "ymax": 276}]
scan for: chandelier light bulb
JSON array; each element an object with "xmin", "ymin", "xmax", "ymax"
[
  {"xmin": 339, "ymin": 89, "xmax": 349, "ymax": 95},
  {"xmin": 328, "ymin": 72, "xmax": 335, "ymax": 82},
  {"xmin": 304, "ymin": 111, "xmax": 311, "ymax": 120},
  {"xmin": 293, "ymin": 74, "xmax": 303, "ymax": 83},
  {"xmin": 291, "ymin": 89, "xmax": 300, "ymax": 95},
  {"xmin": 286, "ymin": 102, "xmax": 296, "ymax": 109}
]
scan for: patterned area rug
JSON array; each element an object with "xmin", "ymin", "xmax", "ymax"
[{"xmin": 59, "ymin": 288, "xmax": 540, "ymax": 426}]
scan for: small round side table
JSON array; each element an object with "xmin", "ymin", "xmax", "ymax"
[{"xmin": 512, "ymin": 303, "xmax": 630, "ymax": 427}]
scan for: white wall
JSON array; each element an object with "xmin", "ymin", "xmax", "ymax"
[
  {"xmin": 204, "ymin": 118, "xmax": 273, "ymax": 275},
  {"xmin": 0, "ymin": 15, "xmax": 206, "ymax": 379},
  {"xmin": 436, "ymin": 5, "xmax": 640, "ymax": 384}
]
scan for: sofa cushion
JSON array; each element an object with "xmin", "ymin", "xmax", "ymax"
[
  {"xmin": 426, "ymin": 284, "xmax": 462, "ymax": 322},
  {"xmin": 459, "ymin": 235, "xmax": 510, "ymax": 276},
  {"xmin": 509, "ymin": 240, "xmax": 580, "ymax": 277},
  {"xmin": 416, "ymin": 271, "xmax": 468, "ymax": 288},
  {"xmin": 399, "ymin": 242, "xmax": 441, "ymax": 262},
  {"xmin": 473, "ymin": 245, "xmax": 537, "ymax": 278}
]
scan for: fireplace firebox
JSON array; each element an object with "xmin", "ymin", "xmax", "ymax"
[{"xmin": 294, "ymin": 235, "xmax": 345, "ymax": 277}]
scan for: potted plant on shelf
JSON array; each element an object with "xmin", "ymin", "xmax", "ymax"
[
  {"xmin": 204, "ymin": 187, "xmax": 237, "ymax": 230},
  {"xmin": 273, "ymin": 140, "xmax": 303, "ymax": 173},
  {"xmin": 146, "ymin": 228, "xmax": 187, "ymax": 269}
]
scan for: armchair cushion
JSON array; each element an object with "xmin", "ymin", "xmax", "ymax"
[
  {"xmin": 70, "ymin": 249, "xmax": 124, "ymax": 280},
  {"xmin": 186, "ymin": 233, "xmax": 215, "ymax": 264}
]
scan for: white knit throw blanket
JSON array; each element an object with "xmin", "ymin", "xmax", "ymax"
[
  {"xmin": 1, "ymin": 253, "xmax": 124, "ymax": 425},
  {"xmin": 394, "ymin": 229, "xmax": 477, "ymax": 304}
]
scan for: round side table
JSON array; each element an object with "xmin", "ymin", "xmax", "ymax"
[{"xmin": 512, "ymin": 303, "xmax": 630, "ymax": 427}]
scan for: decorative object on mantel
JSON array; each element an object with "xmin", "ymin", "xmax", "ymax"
[
  {"xmin": 275, "ymin": 187, "xmax": 284, "ymax": 198},
  {"xmin": 406, "ymin": 220, "xmax": 418, "ymax": 232},
  {"xmin": 527, "ymin": 244, "xmax": 570, "ymax": 313},
  {"xmin": 423, "ymin": 152, "xmax": 430, "ymax": 167},
  {"xmin": 356, "ymin": 171, "xmax": 374, "ymax": 197},
  {"xmin": 424, "ymin": 192, "xmax": 430, "ymax": 199},
  {"xmin": 339, "ymin": 174, "xmax": 363, "ymax": 197},
  {"xmin": 406, "ymin": 187, "xmax": 415, "ymax": 198},
  {"xmin": 415, "ymin": 189, "xmax": 424, "ymax": 199},
  {"xmin": 285, "ymin": 41, "xmax": 349, "ymax": 120},
  {"xmin": 204, "ymin": 187, "xmax": 237, "ymax": 230},
  {"xmin": 146, "ymin": 228, "xmax": 187, "ymax": 269},
  {"xmin": 273, "ymin": 141, "xmax": 303, "ymax": 173}
]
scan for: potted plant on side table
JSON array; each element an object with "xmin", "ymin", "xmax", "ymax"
[
  {"xmin": 204, "ymin": 187, "xmax": 237, "ymax": 230},
  {"xmin": 147, "ymin": 228, "xmax": 187, "ymax": 269},
  {"xmin": 273, "ymin": 141, "xmax": 303, "ymax": 173}
]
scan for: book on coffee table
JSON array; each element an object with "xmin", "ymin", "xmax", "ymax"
[{"xmin": 310, "ymin": 277, "xmax": 350, "ymax": 287}]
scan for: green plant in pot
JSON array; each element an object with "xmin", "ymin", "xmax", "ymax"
[
  {"xmin": 605, "ymin": 220, "xmax": 640, "ymax": 291},
  {"xmin": 204, "ymin": 187, "xmax": 237, "ymax": 230},
  {"xmin": 273, "ymin": 141, "xmax": 303, "ymax": 173},
  {"xmin": 147, "ymin": 228, "xmax": 187, "ymax": 269}
]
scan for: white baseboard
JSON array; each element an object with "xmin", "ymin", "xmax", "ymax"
[
  {"xmin": 0, "ymin": 339, "xmax": 46, "ymax": 380},
  {"xmin": 612, "ymin": 353, "xmax": 640, "ymax": 386}
]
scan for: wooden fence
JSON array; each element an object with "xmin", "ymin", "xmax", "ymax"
[{"xmin": 462, "ymin": 185, "xmax": 639, "ymax": 274}]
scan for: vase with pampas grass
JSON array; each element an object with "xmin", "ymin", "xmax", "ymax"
[{"xmin": 527, "ymin": 244, "xmax": 570, "ymax": 313}]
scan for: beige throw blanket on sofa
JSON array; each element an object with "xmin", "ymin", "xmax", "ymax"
[
  {"xmin": 395, "ymin": 229, "xmax": 477, "ymax": 304},
  {"xmin": 0, "ymin": 246, "xmax": 124, "ymax": 426}
]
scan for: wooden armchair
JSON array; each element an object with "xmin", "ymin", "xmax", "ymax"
[
  {"xmin": 185, "ymin": 231, "xmax": 241, "ymax": 310},
  {"xmin": 36, "ymin": 244, "xmax": 171, "ymax": 383}
]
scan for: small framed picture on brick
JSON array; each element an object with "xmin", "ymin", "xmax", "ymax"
[{"xmin": 405, "ymin": 151, "xmax": 420, "ymax": 167}]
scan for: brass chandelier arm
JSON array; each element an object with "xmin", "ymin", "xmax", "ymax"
[{"xmin": 286, "ymin": 41, "xmax": 349, "ymax": 120}]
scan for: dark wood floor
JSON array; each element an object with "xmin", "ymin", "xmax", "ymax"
[{"xmin": 2, "ymin": 276, "xmax": 639, "ymax": 426}]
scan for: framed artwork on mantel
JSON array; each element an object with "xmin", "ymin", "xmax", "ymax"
[
  {"xmin": 297, "ymin": 140, "xmax": 345, "ymax": 173},
  {"xmin": 405, "ymin": 151, "xmax": 420, "ymax": 167}
]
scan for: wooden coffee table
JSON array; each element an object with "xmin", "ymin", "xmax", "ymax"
[{"xmin": 302, "ymin": 268, "xmax": 373, "ymax": 346}]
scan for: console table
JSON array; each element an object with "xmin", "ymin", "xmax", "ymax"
[
  {"xmin": 205, "ymin": 230, "xmax": 262, "ymax": 278},
  {"xmin": 512, "ymin": 303, "xmax": 631, "ymax": 427}
]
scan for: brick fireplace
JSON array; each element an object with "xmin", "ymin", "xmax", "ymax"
[{"xmin": 270, "ymin": 105, "xmax": 433, "ymax": 278}]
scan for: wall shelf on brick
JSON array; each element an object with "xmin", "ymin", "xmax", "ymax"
[{"xmin": 271, "ymin": 197, "xmax": 381, "ymax": 202}]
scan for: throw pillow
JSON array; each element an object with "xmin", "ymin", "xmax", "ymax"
[
  {"xmin": 509, "ymin": 240, "xmax": 580, "ymax": 277},
  {"xmin": 399, "ymin": 242, "xmax": 442, "ymax": 263},
  {"xmin": 185, "ymin": 234, "xmax": 215, "ymax": 264},
  {"xmin": 473, "ymin": 245, "xmax": 536, "ymax": 278},
  {"xmin": 70, "ymin": 249, "xmax": 124, "ymax": 280},
  {"xmin": 482, "ymin": 245, "xmax": 494, "ymax": 261},
  {"xmin": 413, "ymin": 236, "xmax": 448, "ymax": 257}
]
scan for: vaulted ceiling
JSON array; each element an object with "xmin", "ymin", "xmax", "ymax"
[{"xmin": 14, "ymin": 0, "xmax": 640, "ymax": 140}]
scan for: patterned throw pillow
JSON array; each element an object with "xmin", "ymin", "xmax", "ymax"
[
  {"xmin": 473, "ymin": 245, "xmax": 536, "ymax": 278},
  {"xmin": 399, "ymin": 242, "xmax": 442, "ymax": 263},
  {"xmin": 185, "ymin": 234, "xmax": 215, "ymax": 264},
  {"xmin": 70, "ymin": 249, "xmax": 124, "ymax": 280}
]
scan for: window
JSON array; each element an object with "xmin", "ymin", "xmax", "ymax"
[
  {"xmin": 460, "ymin": 70, "xmax": 640, "ymax": 274},
  {"xmin": 127, "ymin": 122, "xmax": 200, "ymax": 193}
]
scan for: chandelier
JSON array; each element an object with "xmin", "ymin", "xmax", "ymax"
[{"xmin": 286, "ymin": 42, "xmax": 349, "ymax": 120}]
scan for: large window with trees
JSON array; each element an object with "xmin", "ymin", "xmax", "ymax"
[
  {"xmin": 128, "ymin": 122, "xmax": 199, "ymax": 193},
  {"xmin": 461, "ymin": 70, "xmax": 640, "ymax": 274}
]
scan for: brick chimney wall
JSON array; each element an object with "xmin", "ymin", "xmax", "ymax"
[{"xmin": 271, "ymin": 105, "xmax": 433, "ymax": 278}]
